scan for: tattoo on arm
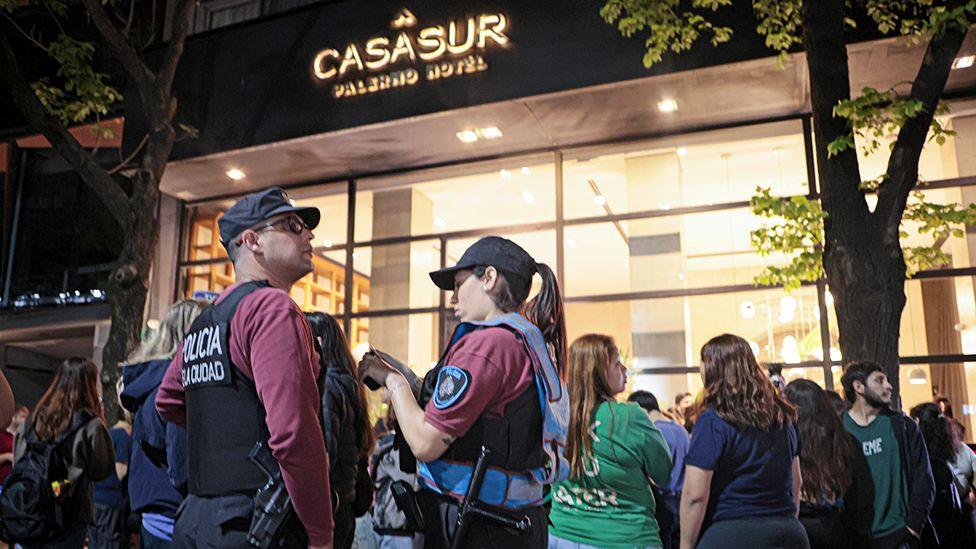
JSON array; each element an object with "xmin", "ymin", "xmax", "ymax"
[{"xmin": 441, "ymin": 435, "xmax": 456, "ymax": 446}]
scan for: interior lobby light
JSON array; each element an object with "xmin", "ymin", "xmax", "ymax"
[
  {"xmin": 952, "ymin": 55, "xmax": 975, "ymax": 69},
  {"xmin": 434, "ymin": 217, "xmax": 447, "ymax": 228},
  {"xmin": 829, "ymin": 347, "xmax": 842, "ymax": 361},
  {"xmin": 456, "ymin": 130, "xmax": 479, "ymax": 143},
  {"xmin": 479, "ymin": 126, "xmax": 503, "ymax": 139},
  {"xmin": 676, "ymin": 147, "xmax": 687, "ymax": 157},
  {"xmin": 521, "ymin": 190, "xmax": 535, "ymax": 204},
  {"xmin": 520, "ymin": 166, "xmax": 531, "ymax": 175},
  {"xmin": 657, "ymin": 98, "xmax": 678, "ymax": 113},
  {"xmin": 322, "ymin": 239, "xmax": 333, "ymax": 248},
  {"xmin": 740, "ymin": 300, "xmax": 756, "ymax": 319},
  {"xmin": 566, "ymin": 237, "xmax": 578, "ymax": 248},
  {"xmin": 226, "ymin": 168, "xmax": 246, "ymax": 180},
  {"xmin": 500, "ymin": 169, "xmax": 512, "ymax": 179},
  {"xmin": 592, "ymin": 194, "xmax": 607, "ymax": 206},
  {"xmin": 907, "ymin": 368, "xmax": 928, "ymax": 385}
]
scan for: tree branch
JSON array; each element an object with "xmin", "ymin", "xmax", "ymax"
[
  {"xmin": 157, "ymin": 0, "xmax": 195, "ymax": 100},
  {"xmin": 79, "ymin": 0, "xmax": 155, "ymax": 95},
  {"xmin": 875, "ymin": 22, "xmax": 968, "ymax": 234},
  {"xmin": 0, "ymin": 31, "xmax": 132, "ymax": 228}
]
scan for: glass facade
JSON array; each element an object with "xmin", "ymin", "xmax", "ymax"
[{"xmin": 176, "ymin": 115, "xmax": 976, "ymax": 442}]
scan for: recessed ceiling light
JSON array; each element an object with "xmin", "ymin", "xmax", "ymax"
[
  {"xmin": 520, "ymin": 166, "xmax": 530, "ymax": 175},
  {"xmin": 657, "ymin": 98, "xmax": 678, "ymax": 113},
  {"xmin": 456, "ymin": 130, "xmax": 479, "ymax": 143},
  {"xmin": 676, "ymin": 147, "xmax": 687, "ymax": 156},
  {"xmin": 952, "ymin": 55, "xmax": 975, "ymax": 69},
  {"xmin": 479, "ymin": 126, "xmax": 503, "ymax": 139},
  {"xmin": 500, "ymin": 169, "xmax": 512, "ymax": 179},
  {"xmin": 565, "ymin": 237, "xmax": 578, "ymax": 248},
  {"xmin": 322, "ymin": 239, "xmax": 333, "ymax": 248},
  {"xmin": 521, "ymin": 190, "xmax": 535, "ymax": 204},
  {"xmin": 677, "ymin": 272, "xmax": 685, "ymax": 280},
  {"xmin": 226, "ymin": 168, "xmax": 246, "ymax": 180},
  {"xmin": 592, "ymin": 195, "xmax": 607, "ymax": 206},
  {"xmin": 434, "ymin": 217, "xmax": 447, "ymax": 228}
]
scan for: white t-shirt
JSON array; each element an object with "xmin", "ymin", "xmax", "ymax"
[{"xmin": 949, "ymin": 442, "xmax": 976, "ymax": 495}]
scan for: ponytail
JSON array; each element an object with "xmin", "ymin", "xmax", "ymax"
[{"xmin": 523, "ymin": 263, "xmax": 567, "ymax": 375}]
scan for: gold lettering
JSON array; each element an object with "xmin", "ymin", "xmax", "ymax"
[
  {"xmin": 417, "ymin": 25, "xmax": 446, "ymax": 61},
  {"xmin": 447, "ymin": 17, "xmax": 475, "ymax": 55},
  {"xmin": 405, "ymin": 68, "xmax": 419, "ymax": 85},
  {"xmin": 313, "ymin": 48, "xmax": 340, "ymax": 80},
  {"xmin": 339, "ymin": 44, "xmax": 365, "ymax": 76},
  {"xmin": 390, "ymin": 32, "xmax": 417, "ymax": 65},
  {"xmin": 477, "ymin": 14, "xmax": 508, "ymax": 48},
  {"xmin": 364, "ymin": 37, "xmax": 392, "ymax": 70},
  {"xmin": 378, "ymin": 74, "xmax": 391, "ymax": 90}
]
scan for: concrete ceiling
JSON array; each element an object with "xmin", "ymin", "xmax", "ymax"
[{"xmin": 160, "ymin": 31, "xmax": 976, "ymax": 202}]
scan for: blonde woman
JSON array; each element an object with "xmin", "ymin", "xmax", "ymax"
[
  {"xmin": 549, "ymin": 334, "xmax": 673, "ymax": 549},
  {"xmin": 119, "ymin": 300, "xmax": 205, "ymax": 547}
]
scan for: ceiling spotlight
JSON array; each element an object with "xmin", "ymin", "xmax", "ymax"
[
  {"xmin": 520, "ymin": 166, "xmax": 531, "ymax": 175},
  {"xmin": 521, "ymin": 190, "xmax": 535, "ymax": 204},
  {"xmin": 740, "ymin": 300, "xmax": 756, "ymax": 319},
  {"xmin": 908, "ymin": 368, "xmax": 928, "ymax": 385},
  {"xmin": 226, "ymin": 168, "xmax": 246, "ymax": 180},
  {"xmin": 677, "ymin": 272, "xmax": 685, "ymax": 281},
  {"xmin": 657, "ymin": 98, "xmax": 678, "ymax": 113},
  {"xmin": 479, "ymin": 126, "xmax": 503, "ymax": 139},
  {"xmin": 592, "ymin": 194, "xmax": 607, "ymax": 206},
  {"xmin": 676, "ymin": 147, "xmax": 687, "ymax": 157},
  {"xmin": 456, "ymin": 130, "xmax": 479, "ymax": 143},
  {"xmin": 433, "ymin": 217, "xmax": 447, "ymax": 228},
  {"xmin": 952, "ymin": 55, "xmax": 975, "ymax": 70},
  {"xmin": 566, "ymin": 237, "xmax": 578, "ymax": 248},
  {"xmin": 500, "ymin": 169, "xmax": 512, "ymax": 179},
  {"xmin": 322, "ymin": 239, "xmax": 334, "ymax": 248}
]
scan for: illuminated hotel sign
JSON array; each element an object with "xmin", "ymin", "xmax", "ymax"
[{"xmin": 312, "ymin": 8, "xmax": 510, "ymax": 99}]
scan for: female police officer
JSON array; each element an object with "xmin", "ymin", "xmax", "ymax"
[{"xmin": 359, "ymin": 236, "xmax": 570, "ymax": 549}]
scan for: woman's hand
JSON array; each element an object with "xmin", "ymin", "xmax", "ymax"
[{"xmin": 358, "ymin": 351, "xmax": 399, "ymax": 389}]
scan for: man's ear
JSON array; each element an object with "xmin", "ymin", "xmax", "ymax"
[
  {"xmin": 240, "ymin": 230, "xmax": 261, "ymax": 254},
  {"xmin": 852, "ymin": 379, "xmax": 865, "ymax": 396}
]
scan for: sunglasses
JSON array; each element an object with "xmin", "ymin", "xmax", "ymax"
[{"xmin": 236, "ymin": 216, "xmax": 309, "ymax": 246}]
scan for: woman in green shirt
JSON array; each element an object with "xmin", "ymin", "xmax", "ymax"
[{"xmin": 549, "ymin": 334, "xmax": 673, "ymax": 549}]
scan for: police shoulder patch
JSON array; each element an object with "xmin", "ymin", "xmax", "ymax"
[{"xmin": 433, "ymin": 365, "xmax": 471, "ymax": 410}]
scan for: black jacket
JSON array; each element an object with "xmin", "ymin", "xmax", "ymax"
[
  {"xmin": 883, "ymin": 408, "xmax": 936, "ymax": 535},
  {"xmin": 321, "ymin": 364, "xmax": 366, "ymax": 505}
]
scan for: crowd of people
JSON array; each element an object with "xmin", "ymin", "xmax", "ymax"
[{"xmin": 0, "ymin": 186, "xmax": 975, "ymax": 549}]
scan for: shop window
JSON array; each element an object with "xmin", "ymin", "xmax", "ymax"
[
  {"xmin": 899, "ymin": 363, "xmax": 975, "ymax": 444},
  {"xmin": 350, "ymin": 240, "xmax": 440, "ymax": 313},
  {"xmin": 352, "ymin": 313, "xmax": 440, "ymax": 379},
  {"xmin": 355, "ymin": 156, "xmax": 555, "ymax": 242},
  {"xmin": 856, "ymin": 125, "xmax": 959, "ymax": 184},
  {"xmin": 563, "ymin": 120, "xmax": 808, "ymax": 219},
  {"xmin": 563, "ymin": 208, "xmax": 793, "ymax": 297}
]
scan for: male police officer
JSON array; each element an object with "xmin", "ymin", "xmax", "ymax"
[{"xmin": 156, "ymin": 187, "xmax": 333, "ymax": 548}]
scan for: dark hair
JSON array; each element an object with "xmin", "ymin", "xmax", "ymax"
[
  {"xmin": 472, "ymin": 262, "xmax": 567, "ymax": 373},
  {"xmin": 935, "ymin": 396, "xmax": 954, "ymax": 418},
  {"xmin": 699, "ymin": 334, "xmax": 796, "ymax": 430},
  {"xmin": 628, "ymin": 390, "xmax": 660, "ymax": 413},
  {"xmin": 306, "ymin": 313, "xmax": 376, "ymax": 460},
  {"xmin": 825, "ymin": 390, "xmax": 848, "ymax": 416},
  {"xmin": 785, "ymin": 379, "xmax": 857, "ymax": 504},
  {"xmin": 910, "ymin": 402, "xmax": 954, "ymax": 462},
  {"xmin": 32, "ymin": 357, "xmax": 104, "ymax": 442},
  {"xmin": 840, "ymin": 360, "xmax": 885, "ymax": 404}
]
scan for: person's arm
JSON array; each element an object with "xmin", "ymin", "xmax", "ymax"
[
  {"xmin": 903, "ymin": 417, "xmax": 934, "ymax": 538},
  {"xmin": 0, "ymin": 370, "xmax": 14, "ymax": 429},
  {"xmin": 679, "ymin": 465, "xmax": 713, "ymax": 549},
  {"xmin": 0, "ymin": 452, "xmax": 12, "ymax": 464},
  {"xmin": 81, "ymin": 421, "xmax": 115, "ymax": 482},
  {"xmin": 243, "ymin": 295, "xmax": 334, "ymax": 548},
  {"xmin": 791, "ymin": 456, "xmax": 802, "ymax": 517},
  {"xmin": 155, "ymin": 353, "xmax": 187, "ymax": 427},
  {"xmin": 165, "ymin": 420, "xmax": 188, "ymax": 494},
  {"xmin": 115, "ymin": 462, "xmax": 128, "ymax": 480}
]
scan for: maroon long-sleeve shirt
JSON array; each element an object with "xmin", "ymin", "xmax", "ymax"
[{"xmin": 156, "ymin": 282, "xmax": 333, "ymax": 545}]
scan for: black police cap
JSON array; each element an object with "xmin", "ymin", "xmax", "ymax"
[
  {"xmin": 429, "ymin": 236, "xmax": 538, "ymax": 290},
  {"xmin": 218, "ymin": 187, "xmax": 320, "ymax": 250}
]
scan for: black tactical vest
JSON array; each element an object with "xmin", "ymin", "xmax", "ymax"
[
  {"xmin": 183, "ymin": 280, "xmax": 271, "ymax": 496},
  {"xmin": 416, "ymin": 326, "xmax": 545, "ymax": 473}
]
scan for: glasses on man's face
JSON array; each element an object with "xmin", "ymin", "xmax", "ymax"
[{"xmin": 236, "ymin": 216, "xmax": 309, "ymax": 245}]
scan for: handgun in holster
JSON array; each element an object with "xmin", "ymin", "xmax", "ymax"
[
  {"xmin": 449, "ymin": 446, "xmax": 532, "ymax": 549},
  {"xmin": 247, "ymin": 441, "xmax": 294, "ymax": 548}
]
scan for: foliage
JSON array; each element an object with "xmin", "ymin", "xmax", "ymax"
[
  {"xmin": 2, "ymin": 1, "xmax": 123, "ymax": 129},
  {"xmin": 751, "ymin": 183, "xmax": 976, "ymax": 289},
  {"xmin": 828, "ymin": 86, "xmax": 953, "ymax": 156}
]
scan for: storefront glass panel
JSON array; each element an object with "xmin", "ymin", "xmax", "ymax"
[
  {"xmin": 355, "ymin": 155, "xmax": 556, "ymax": 242},
  {"xmin": 563, "ymin": 120, "xmax": 808, "ymax": 219},
  {"xmin": 900, "ymin": 363, "xmax": 975, "ymax": 443},
  {"xmin": 350, "ymin": 240, "xmax": 440, "ymax": 312}
]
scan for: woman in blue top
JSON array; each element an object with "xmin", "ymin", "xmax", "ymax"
[
  {"xmin": 120, "ymin": 300, "xmax": 205, "ymax": 548},
  {"xmin": 680, "ymin": 334, "xmax": 808, "ymax": 549}
]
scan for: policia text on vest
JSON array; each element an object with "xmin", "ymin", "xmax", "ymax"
[{"xmin": 181, "ymin": 325, "xmax": 227, "ymax": 386}]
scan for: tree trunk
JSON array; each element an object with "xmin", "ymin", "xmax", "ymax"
[{"xmin": 801, "ymin": 0, "xmax": 907, "ymax": 401}]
